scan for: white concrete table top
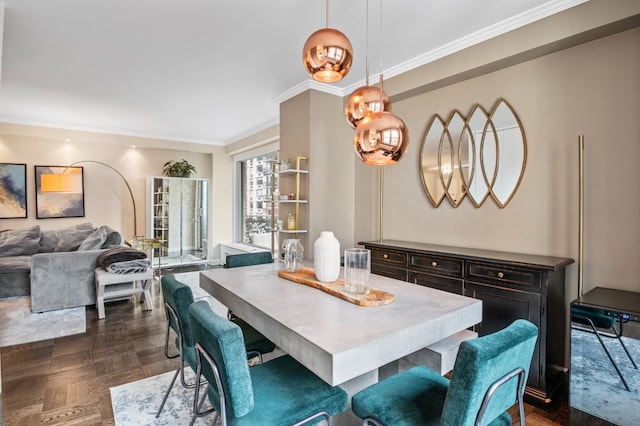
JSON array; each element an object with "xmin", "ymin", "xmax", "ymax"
[{"xmin": 199, "ymin": 262, "xmax": 482, "ymax": 387}]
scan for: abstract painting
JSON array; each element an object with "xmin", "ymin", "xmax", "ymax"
[
  {"xmin": 0, "ymin": 163, "xmax": 27, "ymax": 218},
  {"xmin": 35, "ymin": 165, "xmax": 85, "ymax": 219}
]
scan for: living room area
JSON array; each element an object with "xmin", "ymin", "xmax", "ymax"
[{"xmin": 2, "ymin": 0, "xmax": 640, "ymax": 425}]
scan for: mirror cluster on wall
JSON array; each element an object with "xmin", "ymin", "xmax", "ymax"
[{"xmin": 420, "ymin": 98, "xmax": 527, "ymax": 208}]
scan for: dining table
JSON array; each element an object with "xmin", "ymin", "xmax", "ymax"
[{"xmin": 200, "ymin": 262, "xmax": 482, "ymax": 426}]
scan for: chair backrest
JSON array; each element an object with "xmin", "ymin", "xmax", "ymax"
[
  {"xmin": 442, "ymin": 319, "xmax": 538, "ymax": 425},
  {"xmin": 161, "ymin": 274, "xmax": 196, "ymax": 347},
  {"xmin": 189, "ymin": 300, "xmax": 254, "ymax": 418},
  {"xmin": 225, "ymin": 251, "xmax": 273, "ymax": 268}
]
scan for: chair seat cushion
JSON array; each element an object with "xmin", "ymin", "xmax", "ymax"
[
  {"xmin": 232, "ymin": 317, "xmax": 276, "ymax": 355},
  {"xmin": 209, "ymin": 354, "xmax": 347, "ymax": 426},
  {"xmin": 352, "ymin": 365, "xmax": 511, "ymax": 426}
]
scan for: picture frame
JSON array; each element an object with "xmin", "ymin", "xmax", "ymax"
[
  {"xmin": 35, "ymin": 165, "xmax": 85, "ymax": 219},
  {"xmin": 0, "ymin": 163, "xmax": 28, "ymax": 219}
]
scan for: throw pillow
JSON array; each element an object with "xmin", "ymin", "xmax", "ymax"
[
  {"xmin": 39, "ymin": 222, "xmax": 94, "ymax": 253},
  {"xmin": 101, "ymin": 226, "xmax": 123, "ymax": 249},
  {"xmin": 54, "ymin": 226, "xmax": 96, "ymax": 252},
  {"xmin": 78, "ymin": 227, "xmax": 108, "ymax": 251},
  {"xmin": 0, "ymin": 225, "xmax": 41, "ymax": 257}
]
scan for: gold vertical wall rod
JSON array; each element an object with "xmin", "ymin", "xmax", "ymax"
[
  {"xmin": 578, "ymin": 135, "xmax": 584, "ymax": 298},
  {"xmin": 379, "ymin": 165, "xmax": 384, "ymax": 242}
]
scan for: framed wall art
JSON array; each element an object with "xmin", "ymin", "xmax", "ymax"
[
  {"xmin": 35, "ymin": 165, "xmax": 85, "ymax": 219},
  {"xmin": 0, "ymin": 163, "xmax": 27, "ymax": 219}
]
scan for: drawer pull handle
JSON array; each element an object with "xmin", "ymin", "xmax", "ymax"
[
  {"xmin": 498, "ymin": 272, "xmax": 504, "ymax": 278},
  {"xmin": 431, "ymin": 261, "xmax": 438, "ymax": 267},
  {"xmin": 383, "ymin": 254, "xmax": 389, "ymax": 259}
]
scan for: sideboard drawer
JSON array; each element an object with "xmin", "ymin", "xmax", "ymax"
[
  {"xmin": 370, "ymin": 249, "xmax": 407, "ymax": 268},
  {"xmin": 372, "ymin": 263, "xmax": 408, "ymax": 281},
  {"xmin": 466, "ymin": 261, "xmax": 541, "ymax": 290},
  {"xmin": 409, "ymin": 271, "xmax": 463, "ymax": 295},
  {"xmin": 409, "ymin": 254, "xmax": 463, "ymax": 278}
]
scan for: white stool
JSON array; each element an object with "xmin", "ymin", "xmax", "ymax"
[{"xmin": 95, "ymin": 267, "xmax": 153, "ymax": 319}]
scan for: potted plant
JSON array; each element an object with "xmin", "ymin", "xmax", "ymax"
[{"xmin": 162, "ymin": 159, "xmax": 196, "ymax": 178}]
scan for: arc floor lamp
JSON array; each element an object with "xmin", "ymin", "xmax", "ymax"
[{"xmin": 40, "ymin": 160, "xmax": 138, "ymax": 237}]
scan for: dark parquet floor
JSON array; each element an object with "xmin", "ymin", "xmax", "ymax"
[{"xmin": 1, "ymin": 270, "xmax": 571, "ymax": 425}]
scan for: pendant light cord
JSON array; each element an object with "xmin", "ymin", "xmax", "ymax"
[
  {"xmin": 379, "ymin": 0, "xmax": 384, "ymax": 101},
  {"xmin": 326, "ymin": 0, "xmax": 329, "ymax": 28},
  {"xmin": 365, "ymin": 0, "xmax": 370, "ymax": 86}
]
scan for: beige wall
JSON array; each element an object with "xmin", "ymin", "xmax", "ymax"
[
  {"xmin": 0, "ymin": 124, "xmax": 234, "ymax": 263},
  {"xmin": 353, "ymin": 26, "xmax": 640, "ymax": 304}
]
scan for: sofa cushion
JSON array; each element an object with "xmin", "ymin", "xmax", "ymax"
[
  {"xmin": 0, "ymin": 255, "xmax": 31, "ymax": 272},
  {"xmin": 78, "ymin": 227, "xmax": 108, "ymax": 251},
  {"xmin": 39, "ymin": 222, "xmax": 94, "ymax": 253},
  {"xmin": 0, "ymin": 225, "xmax": 41, "ymax": 257},
  {"xmin": 55, "ymin": 226, "xmax": 96, "ymax": 252}
]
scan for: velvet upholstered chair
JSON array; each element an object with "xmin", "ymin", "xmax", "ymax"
[
  {"xmin": 188, "ymin": 300, "xmax": 349, "ymax": 425},
  {"xmin": 351, "ymin": 319, "xmax": 538, "ymax": 426},
  {"xmin": 224, "ymin": 251, "xmax": 275, "ymax": 325},
  {"xmin": 155, "ymin": 274, "xmax": 275, "ymax": 418}
]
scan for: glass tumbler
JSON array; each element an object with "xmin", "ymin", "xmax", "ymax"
[{"xmin": 343, "ymin": 248, "xmax": 371, "ymax": 294}]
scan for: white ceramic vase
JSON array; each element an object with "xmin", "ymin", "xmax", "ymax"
[{"xmin": 313, "ymin": 231, "xmax": 340, "ymax": 282}]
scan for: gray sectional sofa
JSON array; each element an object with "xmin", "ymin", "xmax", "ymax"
[{"xmin": 0, "ymin": 223, "xmax": 123, "ymax": 312}]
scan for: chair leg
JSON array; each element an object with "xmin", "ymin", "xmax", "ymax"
[
  {"xmin": 572, "ymin": 315, "xmax": 630, "ymax": 391},
  {"xmin": 156, "ymin": 368, "xmax": 180, "ymax": 417},
  {"xmin": 611, "ymin": 322, "xmax": 638, "ymax": 370}
]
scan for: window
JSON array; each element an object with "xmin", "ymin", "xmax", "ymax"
[{"xmin": 234, "ymin": 146, "xmax": 279, "ymax": 246}]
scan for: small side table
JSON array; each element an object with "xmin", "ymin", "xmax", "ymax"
[
  {"xmin": 127, "ymin": 238, "xmax": 165, "ymax": 282},
  {"xmin": 95, "ymin": 267, "xmax": 153, "ymax": 319}
]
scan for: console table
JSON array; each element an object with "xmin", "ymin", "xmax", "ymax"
[{"xmin": 359, "ymin": 239, "xmax": 574, "ymax": 407}]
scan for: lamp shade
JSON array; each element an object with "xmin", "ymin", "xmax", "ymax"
[
  {"xmin": 303, "ymin": 28, "xmax": 353, "ymax": 83},
  {"xmin": 345, "ymin": 85, "xmax": 390, "ymax": 128},
  {"xmin": 40, "ymin": 173, "xmax": 83, "ymax": 193},
  {"xmin": 353, "ymin": 111, "xmax": 409, "ymax": 165}
]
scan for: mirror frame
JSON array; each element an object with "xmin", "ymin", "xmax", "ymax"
[{"xmin": 419, "ymin": 98, "xmax": 527, "ymax": 208}]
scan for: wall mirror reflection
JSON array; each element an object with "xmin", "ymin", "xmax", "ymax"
[{"xmin": 419, "ymin": 98, "xmax": 526, "ymax": 208}]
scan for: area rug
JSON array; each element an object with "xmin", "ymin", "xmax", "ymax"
[
  {"xmin": 570, "ymin": 327, "xmax": 640, "ymax": 426},
  {"xmin": 0, "ymin": 296, "xmax": 86, "ymax": 347},
  {"xmin": 110, "ymin": 369, "xmax": 216, "ymax": 425}
]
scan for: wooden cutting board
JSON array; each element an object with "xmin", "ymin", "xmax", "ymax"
[{"xmin": 278, "ymin": 267, "xmax": 394, "ymax": 307}]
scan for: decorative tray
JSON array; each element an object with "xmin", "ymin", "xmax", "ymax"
[{"xmin": 278, "ymin": 267, "xmax": 394, "ymax": 307}]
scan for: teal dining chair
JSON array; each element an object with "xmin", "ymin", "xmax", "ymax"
[
  {"xmin": 571, "ymin": 304, "xmax": 637, "ymax": 391},
  {"xmin": 351, "ymin": 319, "xmax": 538, "ymax": 426},
  {"xmin": 155, "ymin": 274, "xmax": 275, "ymax": 418},
  {"xmin": 224, "ymin": 251, "xmax": 275, "ymax": 328},
  {"xmin": 188, "ymin": 300, "xmax": 349, "ymax": 425}
]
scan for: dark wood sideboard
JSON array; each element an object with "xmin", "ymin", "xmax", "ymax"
[{"xmin": 359, "ymin": 240, "xmax": 574, "ymax": 407}]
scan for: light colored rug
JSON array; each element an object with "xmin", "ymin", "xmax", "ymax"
[
  {"xmin": 570, "ymin": 327, "xmax": 640, "ymax": 426},
  {"xmin": 0, "ymin": 296, "xmax": 86, "ymax": 347},
  {"xmin": 110, "ymin": 369, "xmax": 216, "ymax": 425}
]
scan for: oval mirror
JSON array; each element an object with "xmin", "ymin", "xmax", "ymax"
[
  {"xmin": 464, "ymin": 104, "xmax": 492, "ymax": 207},
  {"xmin": 419, "ymin": 115, "xmax": 447, "ymax": 207},
  {"xmin": 487, "ymin": 98, "xmax": 527, "ymax": 207},
  {"xmin": 443, "ymin": 110, "xmax": 467, "ymax": 207}
]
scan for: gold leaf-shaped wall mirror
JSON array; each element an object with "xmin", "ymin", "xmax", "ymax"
[{"xmin": 420, "ymin": 98, "xmax": 527, "ymax": 208}]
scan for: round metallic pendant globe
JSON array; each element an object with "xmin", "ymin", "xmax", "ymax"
[
  {"xmin": 302, "ymin": 28, "xmax": 353, "ymax": 83},
  {"xmin": 353, "ymin": 111, "xmax": 409, "ymax": 165},
  {"xmin": 345, "ymin": 85, "xmax": 391, "ymax": 128}
]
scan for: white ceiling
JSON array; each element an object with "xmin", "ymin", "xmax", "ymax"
[{"xmin": 0, "ymin": 0, "xmax": 586, "ymax": 146}]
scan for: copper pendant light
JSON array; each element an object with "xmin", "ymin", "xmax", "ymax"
[
  {"xmin": 353, "ymin": 95, "xmax": 409, "ymax": 165},
  {"xmin": 302, "ymin": 1, "xmax": 353, "ymax": 83},
  {"xmin": 345, "ymin": 0, "xmax": 390, "ymax": 128},
  {"xmin": 352, "ymin": 0, "xmax": 408, "ymax": 166}
]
